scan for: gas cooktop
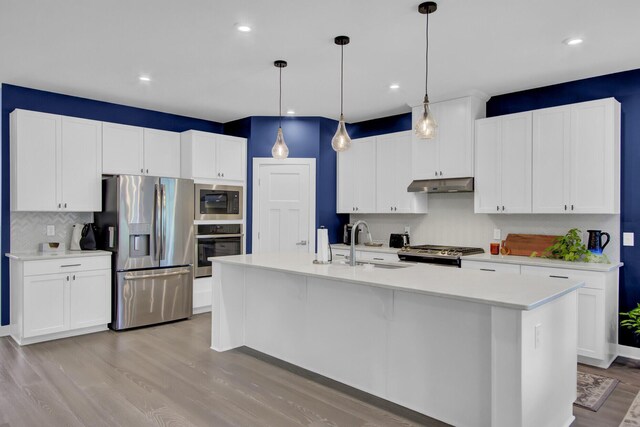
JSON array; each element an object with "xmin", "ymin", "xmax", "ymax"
[{"xmin": 398, "ymin": 244, "xmax": 485, "ymax": 267}]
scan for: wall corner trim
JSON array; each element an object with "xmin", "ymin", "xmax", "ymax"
[{"xmin": 618, "ymin": 344, "xmax": 640, "ymax": 361}]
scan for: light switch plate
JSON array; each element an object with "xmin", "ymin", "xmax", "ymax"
[
  {"xmin": 46, "ymin": 225, "xmax": 55, "ymax": 236},
  {"xmin": 493, "ymin": 229, "xmax": 501, "ymax": 240},
  {"xmin": 624, "ymin": 232, "xmax": 635, "ymax": 247},
  {"xmin": 404, "ymin": 226, "xmax": 410, "ymax": 234}
]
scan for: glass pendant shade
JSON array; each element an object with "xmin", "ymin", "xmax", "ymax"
[
  {"xmin": 331, "ymin": 114, "xmax": 352, "ymax": 152},
  {"xmin": 414, "ymin": 100, "xmax": 437, "ymax": 139},
  {"xmin": 272, "ymin": 127, "xmax": 289, "ymax": 159}
]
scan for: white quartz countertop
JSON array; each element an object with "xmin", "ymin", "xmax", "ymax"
[
  {"xmin": 6, "ymin": 250, "xmax": 112, "ymax": 261},
  {"xmin": 463, "ymin": 253, "xmax": 623, "ymax": 272},
  {"xmin": 211, "ymin": 252, "xmax": 583, "ymax": 311},
  {"xmin": 330, "ymin": 243, "xmax": 400, "ymax": 254}
]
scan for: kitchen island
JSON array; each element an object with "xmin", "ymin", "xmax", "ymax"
[{"xmin": 210, "ymin": 252, "xmax": 583, "ymax": 427}]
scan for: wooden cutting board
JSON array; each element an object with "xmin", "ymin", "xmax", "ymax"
[{"xmin": 502, "ymin": 234, "xmax": 560, "ymax": 257}]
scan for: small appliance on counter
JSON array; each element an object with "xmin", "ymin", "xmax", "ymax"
[
  {"xmin": 343, "ymin": 224, "xmax": 359, "ymax": 245},
  {"xmin": 587, "ymin": 230, "xmax": 610, "ymax": 255},
  {"xmin": 70, "ymin": 223, "xmax": 84, "ymax": 250},
  {"xmin": 39, "ymin": 242, "xmax": 65, "ymax": 253},
  {"xmin": 389, "ymin": 233, "xmax": 410, "ymax": 248}
]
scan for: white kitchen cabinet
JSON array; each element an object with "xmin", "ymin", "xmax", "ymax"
[
  {"xmin": 337, "ymin": 136, "xmax": 377, "ymax": 213},
  {"xmin": 376, "ymin": 132, "xmax": 426, "ymax": 213},
  {"xmin": 10, "ymin": 110, "xmax": 102, "ymax": 212},
  {"xmin": 193, "ymin": 277, "xmax": 212, "ymax": 314},
  {"xmin": 330, "ymin": 248, "xmax": 399, "ymax": 263},
  {"xmin": 474, "ymin": 111, "xmax": 532, "ymax": 213},
  {"xmin": 532, "ymin": 98, "xmax": 620, "ymax": 214},
  {"xmin": 181, "ymin": 130, "xmax": 247, "ymax": 182},
  {"xmin": 412, "ymin": 95, "xmax": 486, "ymax": 180},
  {"xmin": 10, "ymin": 255, "xmax": 111, "ymax": 345},
  {"xmin": 143, "ymin": 129, "xmax": 181, "ymax": 178},
  {"xmin": 103, "ymin": 123, "xmax": 181, "ymax": 178},
  {"xmin": 461, "ymin": 260, "xmax": 521, "ymax": 274}
]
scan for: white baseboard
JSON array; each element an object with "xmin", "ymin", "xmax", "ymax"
[
  {"xmin": 193, "ymin": 305, "xmax": 212, "ymax": 315},
  {"xmin": 0, "ymin": 325, "xmax": 9, "ymax": 337},
  {"xmin": 618, "ymin": 344, "xmax": 640, "ymax": 361}
]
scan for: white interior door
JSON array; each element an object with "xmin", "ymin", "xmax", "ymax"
[{"xmin": 254, "ymin": 159, "xmax": 315, "ymax": 254}]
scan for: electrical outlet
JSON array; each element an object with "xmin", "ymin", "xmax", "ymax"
[
  {"xmin": 493, "ymin": 229, "xmax": 501, "ymax": 240},
  {"xmin": 46, "ymin": 225, "xmax": 55, "ymax": 236},
  {"xmin": 624, "ymin": 232, "xmax": 635, "ymax": 247},
  {"xmin": 404, "ymin": 226, "xmax": 410, "ymax": 235},
  {"xmin": 535, "ymin": 323, "xmax": 542, "ymax": 349}
]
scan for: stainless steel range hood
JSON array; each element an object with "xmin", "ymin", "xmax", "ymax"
[{"xmin": 407, "ymin": 177, "xmax": 474, "ymax": 193}]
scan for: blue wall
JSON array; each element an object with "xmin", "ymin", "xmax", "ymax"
[
  {"xmin": 1, "ymin": 84, "xmax": 224, "ymax": 325},
  {"xmin": 348, "ymin": 112, "xmax": 411, "ymax": 139},
  {"xmin": 486, "ymin": 68, "xmax": 640, "ymax": 346},
  {"xmin": 224, "ymin": 116, "xmax": 348, "ymax": 253}
]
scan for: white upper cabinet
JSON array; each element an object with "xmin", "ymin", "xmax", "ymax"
[
  {"xmin": 11, "ymin": 109, "xmax": 102, "ymax": 212},
  {"xmin": 181, "ymin": 130, "xmax": 247, "ymax": 182},
  {"xmin": 337, "ymin": 137, "xmax": 377, "ymax": 213},
  {"xmin": 102, "ymin": 123, "xmax": 144, "ymax": 175},
  {"xmin": 474, "ymin": 112, "xmax": 532, "ymax": 214},
  {"xmin": 412, "ymin": 95, "xmax": 486, "ymax": 180},
  {"xmin": 103, "ymin": 124, "xmax": 181, "ymax": 178},
  {"xmin": 376, "ymin": 132, "xmax": 427, "ymax": 213},
  {"xmin": 143, "ymin": 129, "xmax": 181, "ymax": 178},
  {"xmin": 532, "ymin": 98, "xmax": 620, "ymax": 214}
]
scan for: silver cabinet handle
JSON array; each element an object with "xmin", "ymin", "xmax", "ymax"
[
  {"xmin": 58, "ymin": 203, "xmax": 62, "ymax": 208},
  {"xmin": 66, "ymin": 275, "xmax": 70, "ymax": 281},
  {"xmin": 480, "ymin": 268, "xmax": 496, "ymax": 272},
  {"xmin": 440, "ymin": 171, "xmax": 443, "ymax": 176},
  {"xmin": 146, "ymin": 169, "xmax": 149, "ymax": 174},
  {"xmin": 296, "ymin": 240, "xmax": 308, "ymax": 246},
  {"xmin": 72, "ymin": 274, "xmax": 76, "ymax": 280},
  {"xmin": 497, "ymin": 205, "xmax": 499, "ymax": 211},
  {"xmin": 571, "ymin": 205, "xmax": 574, "ymax": 211},
  {"xmin": 222, "ymin": 173, "xmax": 224, "ymax": 177},
  {"xmin": 141, "ymin": 168, "xmax": 144, "ymax": 173},
  {"xmin": 64, "ymin": 203, "xmax": 67, "ymax": 208},
  {"xmin": 549, "ymin": 275, "xmax": 569, "ymax": 279},
  {"xmin": 564, "ymin": 205, "xmax": 567, "ymax": 211},
  {"xmin": 502, "ymin": 206, "xmax": 505, "ymax": 211},
  {"xmin": 124, "ymin": 270, "xmax": 191, "ymax": 280},
  {"xmin": 373, "ymin": 257, "xmax": 384, "ymax": 261},
  {"xmin": 435, "ymin": 171, "xmax": 438, "ymax": 176},
  {"xmin": 61, "ymin": 264, "xmax": 81, "ymax": 268}
]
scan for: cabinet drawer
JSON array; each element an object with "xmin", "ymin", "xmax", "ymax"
[
  {"xmin": 520, "ymin": 265, "xmax": 605, "ymax": 290},
  {"xmin": 24, "ymin": 256, "xmax": 111, "ymax": 277},
  {"xmin": 332, "ymin": 249, "xmax": 350, "ymax": 260},
  {"xmin": 461, "ymin": 260, "xmax": 521, "ymax": 274},
  {"xmin": 357, "ymin": 251, "xmax": 399, "ymax": 263}
]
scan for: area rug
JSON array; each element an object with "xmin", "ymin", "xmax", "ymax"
[
  {"xmin": 575, "ymin": 371, "xmax": 619, "ymax": 411},
  {"xmin": 620, "ymin": 391, "xmax": 640, "ymax": 426}
]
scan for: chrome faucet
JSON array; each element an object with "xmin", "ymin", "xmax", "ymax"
[{"xmin": 349, "ymin": 220, "xmax": 372, "ymax": 266}]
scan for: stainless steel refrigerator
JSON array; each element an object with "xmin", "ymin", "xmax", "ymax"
[{"xmin": 95, "ymin": 175, "xmax": 194, "ymax": 330}]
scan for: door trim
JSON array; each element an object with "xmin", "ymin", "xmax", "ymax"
[{"xmin": 252, "ymin": 158, "xmax": 316, "ymax": 254}]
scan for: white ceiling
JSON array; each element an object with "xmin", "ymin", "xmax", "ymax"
[{"xmin": 1, "ymin": 0, "xmax": 639, "ymax": 123}]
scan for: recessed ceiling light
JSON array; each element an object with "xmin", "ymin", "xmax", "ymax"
[
  {"xmin": 564, "ymin": 37, "xmax": 583, "ymax": 46},
  {"xmin": 139, "ymin": 75, "xmax": 151, "ymax": 82},
  {"xmin": 286, "ymin": 110, "xmax": 295, "ymax": 115},
  {"xmin": 236, "ymin": 24, "xmax": 252, "ymax": 32},
  {"xmin": 389, "ymin": 83, "xmax": 400, "ymax": 89}
]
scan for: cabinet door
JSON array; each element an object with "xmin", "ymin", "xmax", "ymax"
[
  {"xmin": 392, "ymin": 132, "xmax": 415, "ymax": 213},
  {"xmin": 438, "ymin": 97, "xmax": 474, "ymax": 178},
  {"xmin": 532, "ymin": 106, "xmax": 570, "ymax": 213},
  {"xmin": 11, "ymin": 110, "xmax": 60, "ymax": 211},
  {"xmin": 191, "ymin": 132, "xmax": 218, "ymax": 180},
  {"xmin": 143, "ymin": 129, "xmax": 181, "ymax": 178},
  {"xmin": 411, "ymin": 105, "xmax": 439, "ymax": 180},
  {"xmin": 376, "ymin": 133, "xmax": 398, "ymax": 213},
  {"xmin": 216, "ymin": 135, "xmax": 246, "ymax": 181},
  {"xmin": 102, "ymin": 123, "xmax": 144, "ymax": 175},
  {"xmin": 577, "ymin": 288, "xmax": 605, "ymax": 360},
  {"xmin": 23, "ymin": 273, "xmax": 69, "ymax": 337},
  {"xmin": 70, "ymin": 269, "xmax": 110, "ymax": 329},
  {"xmin": 352, "ymin": 137, "xmax": 377, "ymax": 213},
  {"xmin": 500, "ymin": 112, "xmax": 532, "ymax": 213},
  {"xmin": 60, "ymin": 117, "xmax": 102, "ymax": 211},
  {"xmin": 337, "ymin": 144, "xmax": 356, "ymax": 213},
  {"xmin": 570, "ymin": 99, "xmax": 617, "ymax": 213},
  {"xmin": 474, "ymin": 117, "xmax": 502, "ymax": 213}
]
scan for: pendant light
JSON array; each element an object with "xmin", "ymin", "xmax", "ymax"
[
  {"xmin": 331, "ymin": 35, "xmax": 351, "ymax": 152},
  {"xmin": 272, "ymin": 60, "xmax": 289, "ymax": 159},
  {"xmin": 415, "ymin": 2, "xmax": 438, "ymax": 139}
]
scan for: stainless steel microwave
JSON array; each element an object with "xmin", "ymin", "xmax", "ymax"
[{"xmin": 194, "ymin": 184, "xmax": 243, "ymax": 221}]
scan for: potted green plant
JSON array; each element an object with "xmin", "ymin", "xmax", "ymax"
[
  {"xmin": 620, "ymin": 304, "xmax": 640, "ymax": 341},
  {"xmin": 531, "ymin": 228, "xmax": 609, "ymax": 263}
]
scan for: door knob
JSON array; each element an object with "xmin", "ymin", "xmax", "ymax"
[{"xmin": 296, "ymin": 240, "xmax": 308, "ymax": 246}]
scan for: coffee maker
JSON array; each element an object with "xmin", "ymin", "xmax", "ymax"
[{"xmin": 343, "ymin": 224, "xmax": 359, "ymax": 245}]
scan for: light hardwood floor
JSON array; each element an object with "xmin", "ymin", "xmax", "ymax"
[{"xmin": 0, "ymin": 313, "xmax": 636, "ymax": 426}]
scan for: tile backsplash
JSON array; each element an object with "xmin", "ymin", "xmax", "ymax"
[
  {"xmin": 352, "ymin": 192, "xmax": 621, "ymax": 263},
  {"xmin": 11, "ymin": 212, "xmax": 94, "ymax": 253}
]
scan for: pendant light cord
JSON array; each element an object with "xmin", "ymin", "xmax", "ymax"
[
  {"xmin": 425, "ymin": 9, "xmax": 429, "ymax": 98},
  {"xmin": 340, "ymin": 44, "xmax": 344, "ymax": 116},
  {"xmin": 279, "ymin": 65, "xmax": 283, "ymax": 128}
]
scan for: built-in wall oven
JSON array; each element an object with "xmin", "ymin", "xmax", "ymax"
[
  {"xmin": 195, "ymin": 184, "xmax": 243, "ymax": 221},
  {"xmin": 195, "ymin": 224, "xmax": 243, "ymax": 278}
]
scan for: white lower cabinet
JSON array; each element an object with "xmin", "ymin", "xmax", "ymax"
[
  {"xmin": 331, "ymin": 248, "xmax": 399, "ymax": 263},
  {"xmin": 461, "ymin": 260, "xmax": 521, "ymax": 274},
  {"xmin": 10, "ymin": 255, "xmax": 111, "ymax": 345},
  {"xmin": 193, "ymin": 277, "xmax": 212, "ymax": 314}
]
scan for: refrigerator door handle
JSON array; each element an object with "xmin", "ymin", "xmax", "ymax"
[
  {"xmin": 161, "ymin": 183, "xmax": 167, "ymax": 260},
  {"xmin": 154, "ymin": 183, "xmax": 162, "ymax": 261},
  {"xmin": 123, "ymin": 269, "xmax": 191, "ymax": 280}
]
